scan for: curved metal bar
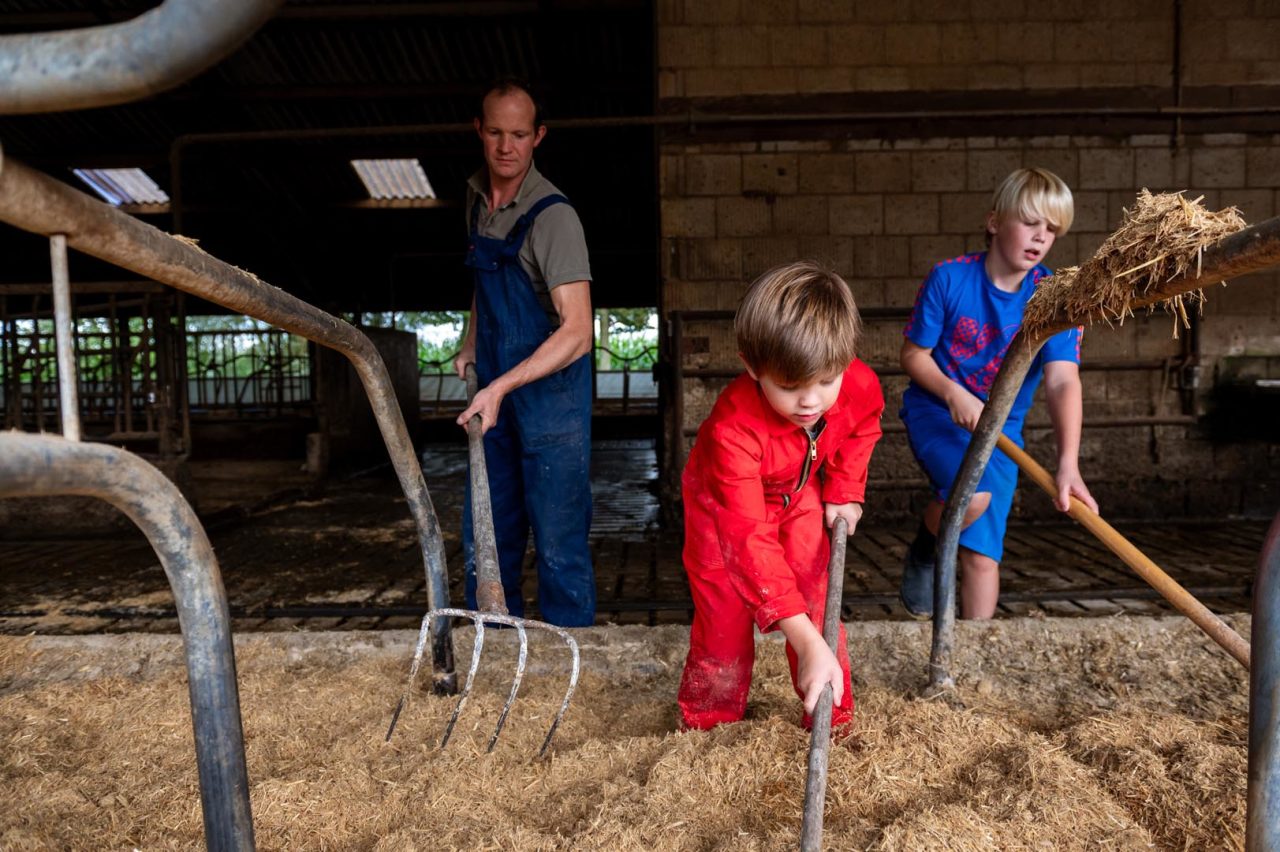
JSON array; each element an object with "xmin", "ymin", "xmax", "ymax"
[
  {"xmin": 929, "ymin": 213, "xmax": 1280, "ymax": 691},
  {"xmin": 1249, "ymin": 511, "xmax": 1280, "ymax": 849},
  {"xmin": 0, "ymin": 0, "xmax": 282, "ymax": 115},
  {"xmin": 0, "ymin": 432, "xmax": 254, "ymax": 851},
  {"xmin": 0, "ymin": 145, "xmax": 456, "ymax": 694},
  {"xmin": 928, "ymin": 334, "xmax": 1040, "ymax": 690}
]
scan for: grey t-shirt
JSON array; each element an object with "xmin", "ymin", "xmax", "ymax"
[{"xmin": 465, "ymin": 163, "xmax": 592, "ymax": 326}]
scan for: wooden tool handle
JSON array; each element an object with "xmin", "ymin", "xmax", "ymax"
[
  {"xmin": 996, "ymin": 433, "xmax": 1249, "ymax": 670},
  {"xmin": 801, "ymin": 515, "xmax": 849, "ymax": 851},
  {"xmin": 465, "ymin": 363, "xmax": 506, "ymax": 615}
]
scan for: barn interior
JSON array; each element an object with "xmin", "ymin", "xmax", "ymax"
[
  {"xmin": 1, "ymin": 0, "xmax": 1276, "ymax": 633},
  {"xmin": 3, "ymin": 1, "xmax": 1280, "ymax": 848}
]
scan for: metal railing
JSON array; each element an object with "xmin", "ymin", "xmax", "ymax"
[
  {"xmin": 0, "ymin": 144, "xmax": 457, "ymax": 712},
  {"xmin": 0, "ymin": 433, "xmax": 254, "ymax": 850},
  {"xmin": 186, "ymin": 328, "xmax": 311, "ymax": 415},
  {"xmin": 417, "ymin": 344, "xmax": 658, "ymax": 416},
  {"xmin": 1, "ymin": 300, "xmax": 173, "ymax": 440}
]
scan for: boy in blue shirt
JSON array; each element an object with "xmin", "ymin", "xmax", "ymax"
[{"xmin": 898, "ymin": 168, "xmax": 1099, "ymax": 620}]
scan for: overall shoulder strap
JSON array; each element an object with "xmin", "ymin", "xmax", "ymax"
[{"xmin": 504, "ymin": 193, "xmax": 571, "ymax": 248}]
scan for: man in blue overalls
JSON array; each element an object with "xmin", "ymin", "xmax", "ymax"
[{"xmin": 453, "ymin": 78, "xmax": 596, "ymax": 627}]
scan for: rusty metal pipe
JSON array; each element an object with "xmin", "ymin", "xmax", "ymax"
[
  {"xmin": 0, "ymin": 432, "xmax": 253, "ymax": 851},
  {"xmin": 49, "ymin": 234, "xmax": 80, "ymax": 441},
  {"xmin": 0, "ymin": 0, "xmax": 282, "ymax": 115},
  {"xmin": 929, "ymin": 214, "xmax": 1280, "ymax": 691},
  {"xmin": 0, "ymin": 146, "xmax": 456, "ymax": 693}
]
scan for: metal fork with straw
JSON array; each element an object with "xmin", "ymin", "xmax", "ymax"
[{"xmin": 385, "ymin": 364, "xmax": 581, "ymax": 757}]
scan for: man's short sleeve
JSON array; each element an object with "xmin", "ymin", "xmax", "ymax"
[
  {"xmin": 903, "ymin": 266, "xmax": 948, "ymax": 350},
  {"xmin": 1041, "ymin": 325, "xmax": 1083, "ymax": 364},
  {"xmin": 528, "ymin": 203, "xmax": 592, "ymax": 288}
]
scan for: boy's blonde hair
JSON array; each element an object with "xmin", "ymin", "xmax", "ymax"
[
  {"xmin": 990, "ymin": 167, "xmax": 1074, "ymax": 239},
  {"xmin": 736, "ymin": 261, "xmax": 861, "ymax": 385}
]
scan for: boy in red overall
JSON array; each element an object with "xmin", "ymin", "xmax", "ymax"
[{"xmin": 678, "ymin": 261, "xmax": 884, "ymax": 731}]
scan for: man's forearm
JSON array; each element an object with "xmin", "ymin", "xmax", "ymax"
[{"xmin": 488, "ymin": 322, "xmax": 591, "ymax": 396}]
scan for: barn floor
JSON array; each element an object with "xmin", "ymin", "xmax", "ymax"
[{"xmin": 0, "ymin": 439, "xmax": 1266, "ymax": 635}]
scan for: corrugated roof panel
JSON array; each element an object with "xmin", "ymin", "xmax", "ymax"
[
  {"xmin": 72, "ymin": 167, "xmax": 169, "ymax": 205},
  {"xmin": 351, "ymin": 158, "xmax": 435, "ymax": 199}
]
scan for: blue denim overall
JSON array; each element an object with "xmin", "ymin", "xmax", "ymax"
[{"xmin": 462, "ymin": 193, "xmax": 595, "ymax": 626}]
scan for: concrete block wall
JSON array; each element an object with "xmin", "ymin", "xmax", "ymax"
[
  {"xmin": 658, "ymin": 0, "xmax": 1280, "ymax": 98},
  {"xmin": 658, "ymin": 1, "xmax": 1280, "ymax": 522}
]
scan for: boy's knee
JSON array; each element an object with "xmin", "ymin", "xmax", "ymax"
[
  {"xmin": 964, "ymin": 491, "xmax": 992, "ymax": 526},
  {"xmin": 960, "ymin": 549, "xmax": 999, "ymax": 577}
]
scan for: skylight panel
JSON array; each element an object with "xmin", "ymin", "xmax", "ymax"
[
  {"xmin": 72, "ymin": 168, "xmax": 169, "ymax": 206},
  {"xmin": 351, "ymin": 159, "xmax": 437, "ymax": 200}
]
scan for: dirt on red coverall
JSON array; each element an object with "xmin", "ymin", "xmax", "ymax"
[{"xmin": 678, "ymin": 359, "xmax": 884, "ymax": 730}]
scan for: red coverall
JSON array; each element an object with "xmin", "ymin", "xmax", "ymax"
[{"xmin": 678, "ymin": 359, "xmax": 884, "ymax": 730}]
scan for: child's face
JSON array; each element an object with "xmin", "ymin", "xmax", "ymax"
[
  {"xmin": 987, "ymin": 209, "xmax": 1057, "ymax": 273},
  {"xmin": 748, "ymin": 367, "xmax": 845, "ymax": 428}
]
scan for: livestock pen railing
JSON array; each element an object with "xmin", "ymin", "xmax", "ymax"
[
  {"xmin": 417, "ymin": 343, "xmax": 658, "ymax": 416},
  {"xmin": 0, "ymin": 142, "xmax": 457, "ymax": 849}
]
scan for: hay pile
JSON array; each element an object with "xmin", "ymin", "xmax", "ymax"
[
  {"xmin": 0, "ymin": 619, "xmax": 1249, "ymax": 850},
  {"xmin": 1024, "ymin": 191, "xmax": 1247, "ymax": 336}
]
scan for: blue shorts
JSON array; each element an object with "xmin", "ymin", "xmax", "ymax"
[{"xmin": 900, "ymin": 403, "xmax": 1021, "ymax": 563}]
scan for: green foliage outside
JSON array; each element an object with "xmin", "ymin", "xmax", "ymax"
[
  {"xmin": 3, "ymin": 309, "xmax": 658, "ymax": 385},
  {"xmin": 359, "ymin": 309, "xmax": 658, "ymax": 374},
  {"xmin": 4, "ymin": 317, "xmax": 157, "ymax": 384}
]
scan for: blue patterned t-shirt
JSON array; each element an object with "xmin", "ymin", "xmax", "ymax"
[{"xmin": 901, "ymin": 251, "xmax": 1082, "ymax": 426}]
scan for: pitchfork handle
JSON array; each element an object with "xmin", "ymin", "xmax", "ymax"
[
  {"xmin": 465, "ymin": 363, "xmax": 508, "ymax": 615},
  {"xmin": 801, "ymin": 515, "xmax": 848, "ymax": 851},
  {"xmin": 995, "ymin": 433, "xmax": 1249, "ymax": 669}
]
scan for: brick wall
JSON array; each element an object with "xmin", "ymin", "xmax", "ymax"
[{"xmin": 658, "ymin": 2, "xmax": 1280, "ymax": 522}]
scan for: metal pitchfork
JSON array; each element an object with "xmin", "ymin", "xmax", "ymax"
[
  {"xmin": 385, "ymin": 364, "xmax": 581, "ymax": 757},
  {"xmin": 801, "ymin": 516, "xmax": 848, "ymax": 851}
]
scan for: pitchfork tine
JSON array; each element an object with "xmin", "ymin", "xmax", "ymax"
[
  {"xmin": 386, "ymin": 608, "xmax": 580, "ymax": 756},
  {"xmin": 385, "ymin": 612, "xmax": 438, "ymax": 741},
  {"xmin": 440, "ymin": 616, "xmax": 486, "ymax": 749},
  {"xmin": 537, "ymin": 626, "xmax": 581, "ymax": 758},
  {"xmin": 486, "ymin": 621, "xmax": 529, "ymax": 752}
]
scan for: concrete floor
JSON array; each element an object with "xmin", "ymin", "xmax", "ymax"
[{"xmin": 0, "ymin": 439, "xmax": 1267, "ymax": 634}]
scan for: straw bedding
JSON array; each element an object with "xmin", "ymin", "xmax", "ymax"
[
  {"xmin": 0, "ymin": 618, "xmax": 1248, "ymax": 850},
  {"xmin": 1023, "ymin": 191, "xmax": 1247, "ymax": 336}
]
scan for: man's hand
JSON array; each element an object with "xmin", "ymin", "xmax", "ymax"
[
  {"xmin": 946, "ymin": 388, "xmax": 985, "ymax": 431},
  {"xmin": 824, "ymin": 502, "xmax": 864, "ymax": 536},
  {"xmin": 776, "ymin": 614, "xmax": 843, "ymax": 714},
  {"xmin": 457, "ymin": 383, "xmax": 504, "ymax": 434},
  {"xmin": 1054, "ymin": 465, "xmax": 1098, "ymax": 514}
]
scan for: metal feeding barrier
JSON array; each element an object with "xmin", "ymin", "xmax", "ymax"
[{"xmin": 385, "ymin": 364, "xmax": 581, "ymax": 757}]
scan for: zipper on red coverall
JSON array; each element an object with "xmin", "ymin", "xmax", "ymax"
[{"xmin": 781, "ymin": 419, "xmax": 825, "ymax": 510}]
